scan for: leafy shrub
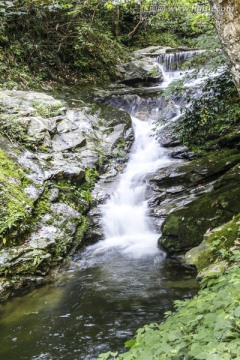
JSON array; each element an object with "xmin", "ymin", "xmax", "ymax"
[{"xmin": 177, "ymin": 71, "xmax": 240, "ymax": 147}]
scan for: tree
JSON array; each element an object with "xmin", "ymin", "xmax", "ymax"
[{"xmin": 209, "ymin": 0, "xmax": 240, "ymax": 94}]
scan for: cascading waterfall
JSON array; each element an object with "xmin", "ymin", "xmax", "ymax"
[
  {"xmin": 84, "ymin": 51, "xmax": 202, "ymax": 261},
  {"xmin": 157, "ymin": 50, "xmax": 202, "ymax": 72},
  {"xmin": 97, "ymin": 116, "xmax": 172, "ymax": 258},
  {"xmin": 155, "ymin": 50, "xmax": 203, "ymax": 86}
]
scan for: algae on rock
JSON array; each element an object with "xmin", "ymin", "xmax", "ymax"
[{"xmin": 185, "ymin": 213, "xmax": 240, "ymax": 271}]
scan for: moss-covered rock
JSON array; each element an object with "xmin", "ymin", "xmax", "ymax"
[
  {"xmin": 151, "ymin": 149, "xmax": 240, "ymax": 189},
  {"xmin": 158, "ymin": 152, "xmax": 240, "ymax": 254},
  {"xmin": 0, "ymin": 89, "xmax": 134, "ymax": 302},
  {"xmin": 160, "ymin": 181, "xmax": 240, "ymax": 254},
  {"xmin": 185, "ymin": 213, "xmax": 240, "ymax": 270},
  {"xmin": 0, "ymin": 148, "xmax": 33, "ymax": 248}
]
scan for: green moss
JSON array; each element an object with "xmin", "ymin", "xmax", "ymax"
[
  {"xmin": 179, "ymin": 149, "xmax": 240, "ymax": 179},
  {"xmin": 32, "ymin": 101, "xmax": 63, "ymax": 118},
  {"xmin": 71, "ymin": 216, "xmax": 90, "ymax": 253},
  {"xmin": 0, "ymin": 149, "xmax": 33, "ymax": 248},
  {"xmin": 32, "ymin": 188, "xmax": 51, "ymax": 220},
  {"xmin": 185, "ymin": 213, "xmax": 240, "ymax": 270},
  {"xmin": 201, "ymin": 214, "xmax": 240, "ymax": 269}
]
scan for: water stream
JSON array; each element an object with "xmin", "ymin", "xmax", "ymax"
[{"xmin": 0, "ymin": 51, "xmax": 200, "ymax": 360}]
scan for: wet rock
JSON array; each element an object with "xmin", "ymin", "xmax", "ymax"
[
  {"xmin": 48, "ymin": 188, "xmax": 60, "ymax": 202},
  {"xmin": 52, "ymin": 131, "xmax": 86, "ymax": 151},
  {"xmin": 132, "ymin": 46, "xmax": 171, "ymax": 57},
  {"xmin": 146, "ymin": 150, "xmax": 240, "ymax": 254},
  {"xmin": 157, "ymin": 122, "xmax": 181, "ymax": 147},
  {"xmin": 24, "ymin": 184, "xmax": 43, "ymax": 201},
  {"xmin": 170, "ymin": 146, "xmax": 197, "ymax": 160},
  {"xmin": 151, "ymin": 150, "xmax": 240, "ymax": 189},
  {"xmin": 27, "ymin": 117, "xmax": 51, "ymax": 143},
  {"xmin": 0, "ymin": 202, "xmax": 81, "ymax": 284}
]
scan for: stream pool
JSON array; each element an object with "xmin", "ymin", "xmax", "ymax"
[{"xmin": 0, "ymin": 251, "xmax": 198, "ymax": 360}]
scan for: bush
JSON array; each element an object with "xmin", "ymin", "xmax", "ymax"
[{"xmin": 177, "ymin": 71, "xmax": 240, "ymax": 147}]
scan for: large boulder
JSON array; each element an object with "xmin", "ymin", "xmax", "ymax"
[{"xmin": 117, "ymin": 59, "xmax": 163, "ymax": 84}]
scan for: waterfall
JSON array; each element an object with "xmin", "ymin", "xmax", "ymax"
[
  {"xmin": 97, "ymin": 116, "xmax": 172, "ymax": 258},
  {"xmin": 156, "ymin": 50, "xmax": 203, "ymax": 72},
  {"xmin": 155, "ymin": 50, "xmax": 203, "ymax": 86},
  {"xmin": 83, "ymin": 50, "xmax": 202, "ymax": 261}
]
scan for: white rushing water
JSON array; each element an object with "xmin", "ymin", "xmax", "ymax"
[{"xmin": 96, "ymin": 116, "xmax": 172, "ymax": 258}]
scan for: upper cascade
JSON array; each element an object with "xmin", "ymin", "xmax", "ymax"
[{"xmin": 156, "ymin": 50, "xmax": 203, "ymax": 72}]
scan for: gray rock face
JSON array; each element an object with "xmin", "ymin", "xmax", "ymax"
[
  {"xmin": 210, "ymin": 0, "xmax": 240, "ymax": 93},
  {"xmin": 0, "ymin": 89, "xmax": 133, "ymax": 301},
  {"xmin": 0, "ymin": 90, "xmax": 132, "ymax": 184},
  {"xmin": 117, "ymin": 59, "xmax": 163, "ymax": 84}
]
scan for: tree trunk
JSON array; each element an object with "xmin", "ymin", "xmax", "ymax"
[
  {"xmin": 128, "ymin": 0, "xmax": 144, "ymax": 38},
  {"xmin": 210, "ymin": 0, "xmax": 240, "ymax": 94},
  {"xmin": 113, "ymin": 5, "xmax": 120, "ymax": 39}
]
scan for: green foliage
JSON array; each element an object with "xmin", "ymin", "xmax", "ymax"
[
  {"xmin": 54, "ymin": 167, "xmax": 98, "ymax": 212},
  {"xmin": 85, "ymin": 167, "xmax": 99, "ymax": 188},
  {"xmin": 183, "ymin": 33, "xmax": 227, "ymax": 71},
  {"xmin": 98, "ymin": 264, "xmax": 240, "ymax": 359},
  {"xmin": 0, "ymin": 0, "xmax": 215, "ymax": 87},
  {"xmin": 177, "ymin": 71, "xmax": 240, "ymax": 148},
  {"xmin": 0, "ymin": 112, "xmax": 31, "ymax": 148},
  {"xmin": 207, "ymin": 215, "xmax": 240, "ymax": 265},
  {"xmin": 147, "ymin": 0, "xmax": 213, "ymax": 37},
  {"xmin": 0, "ymin": 0, "xmax": 128, "ymax": 88},
  {"xmin": 130, "ymin": 30, "xmax": 183, "ymax": 48},
  {"xmin": 32, "ymin": 101, "xmax": 63, "ymax": 118}
]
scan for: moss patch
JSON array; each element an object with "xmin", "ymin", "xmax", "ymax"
[
  {"xmin": 0, "ymin": 148, "xmax": 33, "ymax": 248},
  {"xmin": 186, "ymin": 214, "xmax": 240, "ymax": 271}
]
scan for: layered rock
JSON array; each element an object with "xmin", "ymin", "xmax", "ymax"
[{"xmin": 157, "ymin": 152, "xmax": 240, "ymax": 254}]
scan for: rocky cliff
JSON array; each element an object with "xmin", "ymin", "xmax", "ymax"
[{"xmin": 0, "ymin": 90, "xmax": 133, "ymax": 301}]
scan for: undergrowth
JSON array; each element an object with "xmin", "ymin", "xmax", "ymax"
[{"xmin": 176, "ymin": 71, "xmax": 240, "ymax": 149}]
